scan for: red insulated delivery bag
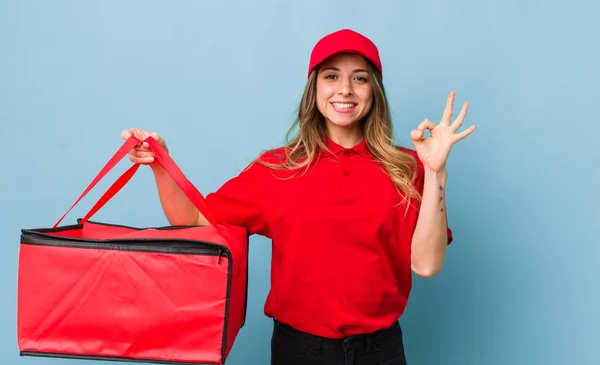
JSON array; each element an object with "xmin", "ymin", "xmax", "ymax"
[{"xmin": 17, "ymin": 136, "xmax": 249, "ymax": 365}]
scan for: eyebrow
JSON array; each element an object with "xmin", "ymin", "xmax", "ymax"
[{"xmin": 321, "ymin": 66, "xmax": 369, "ymax": 73}]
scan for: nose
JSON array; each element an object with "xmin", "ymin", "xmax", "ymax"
[{"xmin": 338, "ymin": 77, "xmax": 353, "ymax": 96}]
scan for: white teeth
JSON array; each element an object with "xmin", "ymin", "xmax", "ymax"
[{"xmin": 332, "ymin": 103, "xmax": 355, "ymax": 109}]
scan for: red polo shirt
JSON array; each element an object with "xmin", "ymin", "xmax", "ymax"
[{"xmin": 204, "ymin": 136, "xmax": 452, "ymax": 339}]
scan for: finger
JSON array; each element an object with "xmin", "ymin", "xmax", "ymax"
[
  {"xmin": 143, "ymin": 132, "xmax": 162, "ymax": 148},
  {"xmin": 129, "ymin": 128, "xmax": 149, "ymax": 140},
  {"xmin": 131, "ymin": 149, "xmax": 155, "ymax": 159},
  {"xmin": 129, "ymin": 155, "xmax": 155, "ymax": 164},
  {"xmin": 121, "ymin": 128, "xmax": 144, "ymax": 142},
  {"xmin": 121, "ymin": 130, "xmax": 132, "ymax": 140},
  {"xmin": 122, "ymin": 128, "xmax": 150, "ymax": 146},
  {"xmin": 133, "ymin": 144, "xmax": 152, "ymax": 153},
  {"xmin": 122, "ymin": 129, "xmax": 144, "ymax": 151},
  {"xmin": 128, "ymin": 152, "xmax": 155, "ymax": 164},
  {"xmin": 128, "ymin": 147, "xmax": 155, "ymax": 162},
  {"xmin": 410, "ymin": 129, "xmax": 425, "ymax": 143},
  {"xmin": 441, "ymin": 91, "xmax": 455, "ymax": 125},
  {"xmin": 149, "ymin": 132, "xmax": 168, "ymax": 151},
  {"xmin": 451, "ymin": 102, "xmax": 469, "ymax": 132},
  {"xmin": 416, "ymin": 119, "xmax": 436, "ymax": 131},
  {"xmin": 454, "ymin": 125, "xmax": 477, "ymax": 142}
]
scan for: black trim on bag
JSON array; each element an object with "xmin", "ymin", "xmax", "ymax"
[
  {"xmin": 20, "ymin": 351, "xmax": 222, "ymax": 365},
  {"xmin": 21, "ymin": 234, "xmax": 230, "ymax": 256},
  {"xmin": 19, "ymin": 219, "xmax": 252, "ymax": 364}
]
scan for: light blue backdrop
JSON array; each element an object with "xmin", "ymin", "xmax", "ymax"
[{"xmin": 1, "ymin": 1, "xmax": 598, "ymax": 364}]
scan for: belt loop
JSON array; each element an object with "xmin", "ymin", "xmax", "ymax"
[{"xmin": 343, "ymin": 337, "xmax": 350, "ymax": 352}]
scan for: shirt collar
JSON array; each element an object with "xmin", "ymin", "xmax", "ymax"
[{"xmin": 322, "ymin": 134, "xmax": 372, "ymax": 158}]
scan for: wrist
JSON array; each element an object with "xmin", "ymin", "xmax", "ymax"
[
  {"xmin": 424, "ymin": 166, "xmax": 448, "ymax": 184},
  {"xmin": 150, "ymin": 162, "xmax": 166, "ymax": 175}
]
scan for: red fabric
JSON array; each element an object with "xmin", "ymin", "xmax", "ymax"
[
  {"xmin": 17, "ymin": 136, "xmax": 249, "ymax": 364},
  {"xmin": 308, "ymin": 29, "xmax": 383, "ymax": 78},
  {"xmin": 205, "ymin": 136, "xmax": 452, "ymax": 339}
]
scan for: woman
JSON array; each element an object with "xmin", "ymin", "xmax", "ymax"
[{"xmin": 122, "ymin": 29, "xmax": 475, "ymax": 365}]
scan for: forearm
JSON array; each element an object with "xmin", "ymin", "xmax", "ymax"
[
  {"xmin": 411, "ymin": 168, "xmax": 449, "ymax": 277},
  {"xmin": 150, "ymin": 164, "xmax": 208, "ymax": 226}
]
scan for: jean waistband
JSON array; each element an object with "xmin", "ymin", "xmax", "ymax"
[{"xmin": 273, "ymin": 319, "xmax": 401, "ymax": 351}]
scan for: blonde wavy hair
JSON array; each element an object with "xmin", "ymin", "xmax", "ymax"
[{"xmin": 256, "ymin": 59, "xmax": 421, "ymax": 205}]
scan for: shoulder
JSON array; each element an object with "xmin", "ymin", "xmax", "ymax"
[
  {"xmin": 255, "ymin": 147, "xmax": 289, "ymax": 164},
  {"xmin": 239, "ymin": 147, "xmax": 289, "ymax": 176}
]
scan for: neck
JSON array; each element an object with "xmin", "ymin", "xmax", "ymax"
[{"xmin": 326, "ymin": 124, "xmax": 364, "ymax": 148}]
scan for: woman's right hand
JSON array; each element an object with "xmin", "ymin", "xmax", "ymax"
[{"xmin": 120, "ymin": 128, "xmax": 169, "ymax": 165}]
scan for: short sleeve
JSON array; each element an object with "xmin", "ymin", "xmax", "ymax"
[
  {"xmin": 204, "ymin": 159, "xmax": 271, "ymax": 238},
  {"xmin": 408, "ymin": 149, "xmax": 453, "ymax": 245}
]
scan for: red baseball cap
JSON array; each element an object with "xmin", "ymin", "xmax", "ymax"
[{"xmin": 307, "ymin": 29, "xmax": 382, "ymax": 79}]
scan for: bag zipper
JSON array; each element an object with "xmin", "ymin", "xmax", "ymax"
[{"xmin": 20, "ymin": 234, "xmax": 230, "ymax": 262}]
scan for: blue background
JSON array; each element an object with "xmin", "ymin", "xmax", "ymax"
[{"xmin": 1, "ymin": 1, "xmax": 598, "ymax": 364}]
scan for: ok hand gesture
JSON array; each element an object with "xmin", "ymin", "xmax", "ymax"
[{"xmin": 410, "ymin": 91, "xmax": 477, "ymax": 172}]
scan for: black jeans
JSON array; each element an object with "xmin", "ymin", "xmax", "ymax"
[{"xmin": 270, "ymin": 319, "xmax": 407, "ymax": 365}]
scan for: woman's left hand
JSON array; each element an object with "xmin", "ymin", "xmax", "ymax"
[{"xmin": 411, "ymin": 91, "xmax": 477, "ymax": 172}]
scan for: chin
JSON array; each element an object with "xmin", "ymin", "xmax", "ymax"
[
  {"xmin": 326, "ymin": 116, "xmax": 362, "ymax": 129},
  {"xmin": 329, "ymin": 121, "xmax": 358, "ymax": 129}
]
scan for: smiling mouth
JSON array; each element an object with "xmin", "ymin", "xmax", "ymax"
[{"xmin": 331, "ymin": 102, "xmax": 357, "ymax": 110}]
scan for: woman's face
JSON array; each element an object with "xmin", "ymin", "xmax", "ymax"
[{"xmin": 315, "ymin": 53, "xmax": 374, "ymax": 135}]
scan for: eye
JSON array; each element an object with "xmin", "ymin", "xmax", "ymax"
[
  {"xmin": 355, "ymin": 76, "xmax": 369, "ymax": 83},
  {"xmin": 324, "ymin": 74, "xmax": 337, "ymax": 80}
]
